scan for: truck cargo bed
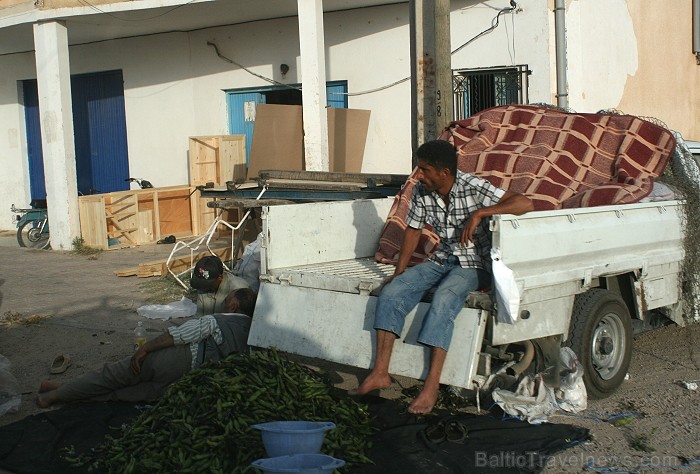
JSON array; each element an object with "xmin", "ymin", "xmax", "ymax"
[
  {"xmin": 248, "ymin": 197, "xmax": 687, "ymax": 390},
  {"xmin": 261, "ymin": 257, "xmax": 393, "ymax": 295}
]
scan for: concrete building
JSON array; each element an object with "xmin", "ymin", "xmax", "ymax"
[{"xmin": 0, "ymin": 0, "xmax": 698, "ymax": 247}]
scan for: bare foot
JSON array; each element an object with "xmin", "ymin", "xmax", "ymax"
[
  {"xmin": 348, "ymin": 371, "xmax": 392, "ymax": 396},
  {"xmin": 39, "ymin": 380, "xmax": 59, "ymax": 393},
  {"xmin": 407, "ymin": 386, "xmax": 439, "ymax": 414},
  {"xmin": 37, "ymin": 390, "xmax": 58, "ymax": 409}
]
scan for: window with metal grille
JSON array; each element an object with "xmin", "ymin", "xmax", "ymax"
[{"xmin": 453, "ymin": 65, "xmax": 531, "ymax": 120}]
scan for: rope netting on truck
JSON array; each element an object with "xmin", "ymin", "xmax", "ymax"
[
  {"xmin": 659, "ymin": 131, "xmax": 700, "ymax": 324},
  {"xmin": 596, "ymin": 108, "xmax": 700, "ymax": 324}
]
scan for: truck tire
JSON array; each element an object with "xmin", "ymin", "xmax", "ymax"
[{"xmin": 566, "ymin": 288, "xmax": 632, "ymax": 399}]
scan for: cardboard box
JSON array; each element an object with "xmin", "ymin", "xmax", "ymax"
[
  {"xmin": 247, "ymin": 104, "xmax": 371, "ymax": 177},
  {"xmin": 247, "ymin": 105, "xmax": 304, "ymax": 179}
]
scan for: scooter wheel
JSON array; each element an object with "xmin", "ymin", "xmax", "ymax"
[{"xmin": 17, "ymin": 219, "xmax": 50, "ymax": 249}]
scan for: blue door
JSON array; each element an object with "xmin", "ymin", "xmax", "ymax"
[
  {"xmin": 22, "ymin": 70, "xmax": 130, "ymax": 198},
  {"xmin": 226, "ymin": 92, "xmax": 266, "ymax": 166},
  {"xmin": 22, "ymin": 80, "xmax": 45, "ymax": 200},
  {"xmin": 71, "ymin": 71, "xmax": 130, "ymax": 195}
]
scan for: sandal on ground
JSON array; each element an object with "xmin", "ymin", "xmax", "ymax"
[
  {"xmin": 418, "ymin": 419, "xmax": 447, "ymax": 451},
  {"xmin": 50, "ymin": 354, "xmax": 71, "ymax": 374},
  {"xmin": 445, "ymin": 419, "xmax": 468, "ymax": 444}
]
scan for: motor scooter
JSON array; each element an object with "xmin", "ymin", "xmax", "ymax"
[{"xmin": 10, "ymin": 199, "xmax": 50, "ymax": 249}]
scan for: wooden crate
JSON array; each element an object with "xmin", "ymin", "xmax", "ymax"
[
  {"xmin": 79, "ymin": 186, "xmax": 206, "ymax": 249},
  {"xmin": 189, "ymin": 135, "xmax": 247, "ymax": 186},
  {"xmin": 190, "ymin": 194, "xmax": 235, "ymax": 236}
]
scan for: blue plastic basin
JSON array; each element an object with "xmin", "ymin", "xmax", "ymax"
[
  {"xmin": 250, "ymin": 453, "xmax": 345, "ymax": 473},
  {"xmin": 251, "ymin": 421, "xmax": 336, "ymax": 457}
]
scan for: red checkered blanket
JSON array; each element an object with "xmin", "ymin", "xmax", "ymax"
[{"xmin": 375, "ymin": 105, "xmax": 676, "ymax": 265}]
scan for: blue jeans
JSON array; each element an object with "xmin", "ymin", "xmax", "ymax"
[{"xmin": 374, "ymin": 256, "xmax": 488, "ymax": 351}]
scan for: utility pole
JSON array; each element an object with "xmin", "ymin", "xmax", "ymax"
[
  {"xmin": 410, "ymin": 0, "xmax": 453, "ymax": 166},
  {"xmin": 554, "ymin": 0, "xmax": 569, "ymax": 109}
]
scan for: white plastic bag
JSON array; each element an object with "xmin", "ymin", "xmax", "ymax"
[
  {"xmin": 0, "ymin": 355, "xmax": 21, "ymax": 417},
  {"xmin": 491, "ymin": 248, "xmax": 520, "ymax": 324},
  {"xmin": 491, "ymin": 374, "xmax": 557, "ymax": 424},
  {"xmin": 491, "ymin": 347, "xmax": 588, "ymax": 423},
  {"xmin": 555, "ymin": 347, "xmax": 588, "ymax": 413},
  {"xmin": 233, "ymin": 232, "xmax": 263, "ymax": 292},
  {"xmin": 137, "ymin": 296, "xmax": 197, "ymax": 320}
]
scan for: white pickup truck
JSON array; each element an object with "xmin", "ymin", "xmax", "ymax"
[
  {"xmin": 242, "ymin": 129, "xmax": 700, "ymax": 401},
  {"xmin": 246, "ymin": 184, "xmax": 694, "ymax": 399}
]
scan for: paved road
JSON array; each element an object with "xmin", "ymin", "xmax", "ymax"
[
  {"xmin": 0, "ymin": 240, "xmax": 191, "ymax": 424},
  {"xmin": 0, "ymin": 231, "xmax": 17, "ymax": 248}
]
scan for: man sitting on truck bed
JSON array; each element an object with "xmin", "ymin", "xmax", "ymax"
[{"xmin": 350, "ymin": 139, "xmax": 534, "ymax": 414}]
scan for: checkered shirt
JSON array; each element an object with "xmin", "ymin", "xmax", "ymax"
[{"xmin": 406, "ymin": 170, "xmax": 506, "ymax": 271}]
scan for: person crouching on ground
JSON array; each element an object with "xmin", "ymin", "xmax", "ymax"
[
  {"xmin": 349, "ymin": 139, "xmax": 534, "ymax": 414},
  {"xmin": 191, "ymin": 255, "xmax": 250, "ymax": 316},
  {"xmin": 37, "ymin": 288, "xmax": 257, "ymax": 408}
]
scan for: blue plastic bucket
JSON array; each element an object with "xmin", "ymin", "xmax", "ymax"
[
  {"xmin": 250, "ymin": 454, "xmax": 345, "ymax": 473},
  {"xmin": 251, "ymin": 421, "xmax": 336, "ymax": 457}
]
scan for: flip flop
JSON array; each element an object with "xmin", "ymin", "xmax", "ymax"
[{"xmin": 50, "ymin": 354, "xmax": 71, "ymax": 374}]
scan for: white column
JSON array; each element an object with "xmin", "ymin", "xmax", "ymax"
[
  {"xmin": 33, "ymin": 21, "xmax": 80, "ymax": 250},
  {"xmin": 298, "ymin": 0, "xmax": 329, "ymax": 171}
]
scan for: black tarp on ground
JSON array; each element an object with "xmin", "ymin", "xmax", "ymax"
[
  {"xmin": 0, "ymin": 397, "xmax": 589, "ymax": 473},
  {"xmin": 0, "ymin": 402, "xmax": 142, "ymax": 474},
  {"xmin": 349, "ymin": 396, "xmax": 590, "ymax": 474}
]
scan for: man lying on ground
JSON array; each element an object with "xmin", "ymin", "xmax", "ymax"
[{"xmin": 37, "ymin": 288, "xmax": 257, "ymax": 408}]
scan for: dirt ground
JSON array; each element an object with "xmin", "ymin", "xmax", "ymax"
[{"xmin": 1, "ymin": 236, "xmax": 700, "ymax": 473}]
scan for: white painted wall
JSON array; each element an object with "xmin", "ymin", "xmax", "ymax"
[
  {"xmin": 0, "ymin": 1, "xmax": 557, "ymax": 230},
  {"xmin": 0, "ymin": 54, "xmax": 36, "ymax": 222},
  {"xmin": 566, "ymin": 0, "xmax": 638, "ymax": 113},
  {"xmin": 450, "ymin": 0, "xmax": 552, "ymax": 104},
  {"xmin": 70, "ymin": 33, "xmax": 198, "ymax": 188}
]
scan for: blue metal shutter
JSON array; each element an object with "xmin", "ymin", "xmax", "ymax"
[
  {"xmin": 22, "ymin": 80, "xmax": 46, "ymax": 200},
  {"xmin": 22, "ymin": 71, "xmax": 129, "ymax": 198},
  {"xmin": 227, "ymin": 92, "xmax": 266, "ymax": 166},
  {"xmin": 71, "ymin": 70, "xmax": 129, "ymax": 194},
  {"xmin": 326, "ymin": 81, "xmax": 348, "ymax": 108}
]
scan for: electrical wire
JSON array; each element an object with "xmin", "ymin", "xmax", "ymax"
[
  {"xmin": 209, "ymin": 1, "xmax": 518, "ymax": 97},
  {"xmin": 451, "ymin": 4, "xmax": 516, "ymax": 55},
  {"xmin": 207, "ymin": 41, "xmax": 300, "ymax": 91},
  {"xmin": 1, "ymin": 1, "xmax": 519, "ymax": 94},
  {"xmin": 208, "ymin": 39, "xmax": 411, "ymax": 96},
  {"xmin": 507, "ymin": 4, "xmax": 517, "ymax": 65},
  {"xmin": 76, "ymin": 0, "xmax": 199, "ymax": 22}
]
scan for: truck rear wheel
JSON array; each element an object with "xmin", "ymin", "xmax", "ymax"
[{"xmin": 566, "ymin": 288, "xmax": 632, "ymax": 399}]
